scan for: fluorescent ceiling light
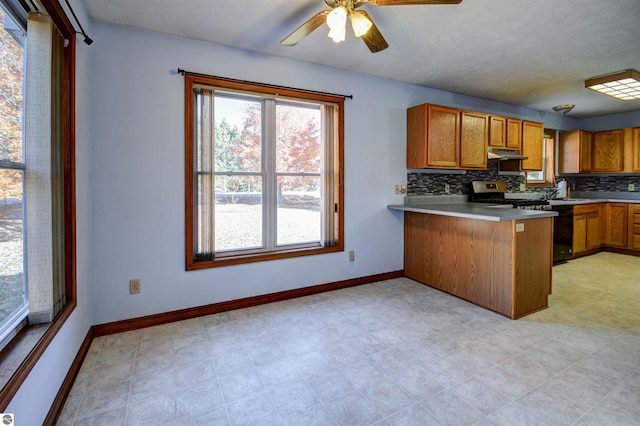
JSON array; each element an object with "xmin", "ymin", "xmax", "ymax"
[{"xmin": 585, "ymin": 69, "xmax": 640, "ymax": 101}]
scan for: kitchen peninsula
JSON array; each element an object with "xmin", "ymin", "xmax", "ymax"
[{"xmin": 388, "ymin": 200, "xmax": 557, "ymax": 319}]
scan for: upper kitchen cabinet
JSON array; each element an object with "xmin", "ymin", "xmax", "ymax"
[
  {"xmin": 407, "ymin": 103, "xmax": 459, "ymax": 168},
  {"xmin": 506, "ymin": 118, "xmax": 522, "ymax": 150},
  {"xmin": 624, "ymin": 127, "xmax": 640, "ymax": 172},
  {"xmin": 407, "ymin": 103, "xmax": 487, "ymax": 170},
  {"xmin": 558, "ymin": 130, "xmax": 592, "ymax": 174},
  {"xmin": 460, "ymin": 110, "xmax": 489, "ymax": 169},
  {"xmin": 520, "ymin": 121, "xmax": 544, "ymax": 171},
  {"xmin": 592, "ymin": 129, "xmax": 624, "ymax": 172},
  {"xmin": 488, "ymin": 116, "xmax": 507, "ymax": 148}
]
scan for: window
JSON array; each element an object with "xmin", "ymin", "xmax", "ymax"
[
  {"xmin": 0, "ymin": 0, "xmax": 76, "ymax": 408},
  {"xmin": 185, "ymin": 74, "xmax": 344, "ymax": 269},
  {"xmin": 0, "ymin": 2, "xmax": 27, "ymax": 348}
]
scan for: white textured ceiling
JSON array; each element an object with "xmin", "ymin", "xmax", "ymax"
[{"xmin": 81, "ymin": 0, "xmax": 640, "ymax": 118}]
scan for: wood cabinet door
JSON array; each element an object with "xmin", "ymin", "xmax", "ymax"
[
  {"xmin": 599, "ymin": 203, "xmax": 607, "ymax": 246},
  {"xmin": 580, "ymin": 131, "xmax": 592, "ymax": 172},
  {"xmin": 460, "ymin": 111, "xmax": 488, "ymax": 169},
  {"xmin": 506, "ymin": 118, "xmax": 522, "ymax": 149},
  {"xmin": 488, "ymin": 116, "xmax": 506, "ymax": 148},
  {"xmin": 629, "ymin": 205, "xmax": 640, "ymax": 250},
  {"xmin": 593, "ymin": 130, "xmax": 624, "ymax": 172},
  {"xmin": 586, "ymin": 213, "xmax": 600, "ymax": 250},
  {"xmin": 558, "ymin": 130, "xmax": 592, "ymax": 174},
  {"xmin": 605, "ymin": 203, "xmax": 628, "ymax": 247},
  {"xmin": 573, "ymin": 214, "xmax": 587, "ymax": 254},
  {"xmin": 521, "ymin": 121, "xmax": 544, "ymax": 171},
  {"xmin": 633, "ymin": 128, "xmax": 640, "ymax": 172},
  {"xmin": 427, "ymin": 104, "xmax": 460, "ymax": 168},
  {"xmin": 558, "ymin": 130, "xmax": 578, "ymax": 174}
]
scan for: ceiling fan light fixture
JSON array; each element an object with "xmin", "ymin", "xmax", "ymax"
[
  {"xmin": 585, "ymin": 69, "xmax": 640, "ymax": 101},
  {"xmin": 327, "ymin": 6, "xmax": 347, "ymax": 43},
  {"xmin": 350, "ymin": 11, "xmax": 372, "ymax": 38}
]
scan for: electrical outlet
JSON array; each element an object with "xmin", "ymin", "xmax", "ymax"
[
  {"xmin": 629, "ymin": 183, "xmax": 635, "ymax": 191},
  {"xmin": 520, "ymin": 183, "xmax": 525, "ymax": 192},
  {"xmin": 394, "ymin": 184, "xmax": 399, "ymax": 195},
  {"xmin": 130, "ymin": 278, "xmax": 141, "ymax": 294},
  {"xmin": 400, "ymin": 183, "xmax": 407, "ymax": 194},
  {"xmin": 516, "ymin": 223, "xmax": 525, "ymax": 232},
  {"xmin": 348, "ymin": 251, "xmax": 355, "ymax": 262},
  {"xmin": 444, "ymin": 183, "xmax": 450, "ymax": 194}
]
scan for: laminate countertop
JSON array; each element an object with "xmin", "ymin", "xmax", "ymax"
[
  {"xmin": 548, "ymin": 198, "xmax": 640, "ymax": 205},
  {"xmin": 387, "ymin": 203, "xmax": 558, "ymax": 222}
]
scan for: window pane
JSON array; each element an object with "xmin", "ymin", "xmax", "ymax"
[
  {"xmin": 277, "ymin": 175, "xmax": 321, "ymax": 245},
  {"xmin": 276, "ymin": 104, "xmax": 321, "ymax": 173},
  {"xmin": 0, "ymin": 169, "xmax": 26, "ymax": 330},
  {"xmin": 527, "ymin": 171, "xmax": 544, "ymax": 182},
  {"xmin": 214, "ymin": 96, "xmax": 261, "ymax": 173},
  {"xmin": 215, "ymin": 175, "xmax": 262, "ymax": 251},
  {"xmin": 0, "ymin": 9, "xmax": 25, "ymax": 163}
]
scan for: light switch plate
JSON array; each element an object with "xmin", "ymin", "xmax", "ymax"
[
  {"xmin": 629, "ymin": 183, "xmax": 635, "ymax": 191},
  {"xmin": 519, "ymin": 183, "xmax": 525, "ymax": 192}
]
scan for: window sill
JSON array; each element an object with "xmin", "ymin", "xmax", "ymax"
[
  {"xmin": 526, "ymin": 182, "xmax": 554, "ymax": 188},
  {"xmin": 187, "ymin": 244, "xmax": 343, "ymax": 270},
  {"xmin": 0, "ymin": 301, "xmax": 76, "ymax": 409},
  {"xmin": 0, "ymin": 323, "xmax": 49, "ymax": 390}
]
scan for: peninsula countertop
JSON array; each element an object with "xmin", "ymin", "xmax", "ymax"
[{"xmin": 387, "ymin": 202, "xmax": 558, "ymax": 222}]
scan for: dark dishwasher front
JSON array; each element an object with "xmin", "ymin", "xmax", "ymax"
[{"xmin": 552, "ymin": 205, "xmax": 573, "ymax": 263}]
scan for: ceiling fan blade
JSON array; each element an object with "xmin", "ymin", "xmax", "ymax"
[
  {"xmin": 281, "ymin": 10, "xmax": 331, "ymax": 46},
  {"xmin": 369, "ymin": 0, "xmax": 462, "ymax": 5},
  {"xmin": 358, "ymin": 11, "xmax": 388, "ymax": 53}
]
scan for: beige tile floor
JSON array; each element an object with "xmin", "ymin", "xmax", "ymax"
[{"xmin": 57, "ymin": 252, "xmax": 640, "ymax": 425}]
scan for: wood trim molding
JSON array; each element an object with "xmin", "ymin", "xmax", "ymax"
[
  {"xmin": 44, "ymin": 326, "xmax": 93, "ymax": 425},
  {"xmin": 94, "ymin": 270, "xmax": 403, "ymax": 337},
  {"xmin": 183, "ymin": 73, "xmax": 345, "ymax": 270}
]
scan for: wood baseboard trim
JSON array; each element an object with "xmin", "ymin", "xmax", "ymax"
[
  {"xmin": 93, "ymin": 270, "xmax": 404, "ymax": 337},
  {"xmin": 603, "ymin": 246, "xmax": 640, "ymax": 257},
  {"xmin": 44, "ymin": 327, "xmax": 94, "ymax": 426},
  {"xmin": 569, "ymin": 247, "xmax": 640, "ymax": 260}
]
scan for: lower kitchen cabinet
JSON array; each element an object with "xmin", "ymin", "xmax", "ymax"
[
  {"xmin": 629, "ymin": 204, "xmax": 640, "ymax": 250},
  {"xmin": 573, "ymin": 204, "xmax": 600, "ymax": 254},
  {"xmin": 404, "ymin": 212, "xmax": 552, "ymax": 319},
  {"xmin": 605, "ymin": 203, "xmax": 628, "ymax": 247}
]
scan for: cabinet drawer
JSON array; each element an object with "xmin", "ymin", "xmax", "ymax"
[
  {"xmin": 632, "ymin": 204, "xmax": 640, "ymax": 215},
  {"xmin": 632, "ymin": 234, "xmax": 640, "ymax": 251},
  {"xmin": 633, "ymin": 224, "xmax": 640, "ymax": 235},
  {"xmin": 574, "ymin": 204, "xmax": 600, "ymax": 215}
]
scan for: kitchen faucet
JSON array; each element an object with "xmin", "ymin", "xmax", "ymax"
[{"xmin": 543, "ymin": 187, "xmax": 559, "ymax": 200}]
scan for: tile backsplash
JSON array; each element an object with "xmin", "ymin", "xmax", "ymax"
[
  {"xmin": 408, "ymin": 162, "xmax": 640, "ymax": 197},
  {"xmin": 408, "ymin": 162, "xmax": 526, "ymax": 195},
  {"xmin": 563, "ymin": 175, "xmax": 640, "ymax": 193}
]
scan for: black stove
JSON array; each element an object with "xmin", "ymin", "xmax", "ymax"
[{"xmin": 470, "ymin": 181, "xmax": 550, "ymax": 210}]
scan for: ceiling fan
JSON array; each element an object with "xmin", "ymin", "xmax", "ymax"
[{"xmin": 281, "ymin": 0, "xmax": 463, "ymax": 53}]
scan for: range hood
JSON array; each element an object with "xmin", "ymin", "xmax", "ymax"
[{"xmin": 487, "ymin": 148, "xmax": 528, "ymax": 161}]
